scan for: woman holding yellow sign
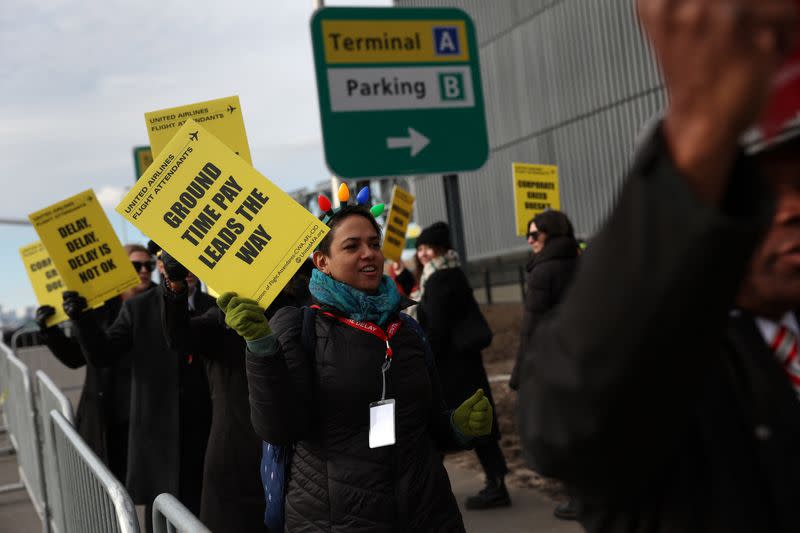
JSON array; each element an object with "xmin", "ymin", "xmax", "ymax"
[{"xmin": 218, "ymin": 185, "xmax": 491, "ymax": 532}]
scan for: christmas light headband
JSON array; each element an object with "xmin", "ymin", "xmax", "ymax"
[{"xmin": 318, "ymin": 183, "xmax": 385, "ymax": 226}]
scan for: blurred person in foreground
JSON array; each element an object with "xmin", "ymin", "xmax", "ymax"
[
  {"xmin": 62, "ymin": 243, "xmax": 214, "ymax": 530},
  {"xmin": 508, "ymin": 210, "xmax": 579, "ymax": 520},
  {"xmin": 518, "ymin": 1, "xmax": 800, "ymax": 531},
  {"xmin": 35, "ymin": 243, "xmax": 155, "ymax": 480}
]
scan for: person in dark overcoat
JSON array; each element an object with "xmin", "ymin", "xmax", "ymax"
[
  {"xmin": 508, "ymin": 210, "xmax": 579, "ymax": 519},
  {"xmin": 35, "ymin": 243, "xmax": 159, "ymax": 480},
  {"xmin": 411, "ymin": 221, "xmax": 511, "ymax": 510},
  {"xmin": 62, "ymin": 254, "xmax": 214, "ymax": 528},
  {"xmin": 218, "ymin": 202, "xmax": 495, "ymax": 532},
  {"xmin": 160, "ymin": 253, "xmax": 313, "ymax": 532},
  {"xmin": 509, "ymin": 210, "xmax": 578, "ymax": 391},
  {"xmin": 517, "ymin": 3, "xmax": 800, "ymax": 531}
]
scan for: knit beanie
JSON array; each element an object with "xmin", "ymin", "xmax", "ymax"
[{"xmin": 417, "ymin": 221, "xmax": 452, "ymax": 249}]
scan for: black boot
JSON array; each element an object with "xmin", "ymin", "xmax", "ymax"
[
  {"xmin": 553, "ymin": 498, "xmax": 580, "ymax": 520},
  {"xmin": 465, "ymin": 477, "xmax": 511, "ymax": 510}
]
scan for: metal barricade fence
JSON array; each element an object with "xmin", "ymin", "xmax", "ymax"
[
  {"xmin": 152, "ymin": 493, "xmax": 211, "ymax": 533},
  {"xmin": 0, "ymin": 341, "xmax": 13, "ymax": 455},
  {"xmin": 0, "ymin": 343, "xmax": 49, "ymax": 531},
  {"xmin": 49, "ymin": 410, "xmax": 140, "ymax": 533},
  {"xmin": 36, "ymin": 370, "xmax": 76, "ymax": 533}
]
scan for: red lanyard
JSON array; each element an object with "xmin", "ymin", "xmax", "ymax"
[{"xmin": 313, "ymin": 306, "xmax": 402, "ymax": 363}]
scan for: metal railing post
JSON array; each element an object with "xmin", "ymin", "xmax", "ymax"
[{"xmin": 152, "ymin": 493, "xmax": 211, "ymax": 533}]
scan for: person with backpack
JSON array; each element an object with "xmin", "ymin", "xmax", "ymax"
[{"xmin": 217, "ymin": 186, "xmax": 494, "ymax": 532}]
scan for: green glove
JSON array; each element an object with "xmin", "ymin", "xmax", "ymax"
[
  {"xmin": 452, "ymin": 389, "xmax": 493, "ymax": 437},
  {"xmin": 217, "ymin": 292, "xmax": 271, "ymax": 341}
]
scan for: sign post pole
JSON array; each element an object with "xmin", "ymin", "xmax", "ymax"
[{"xmin": 443, "ymin": 173, "xmax": 467, "ymax": 263}]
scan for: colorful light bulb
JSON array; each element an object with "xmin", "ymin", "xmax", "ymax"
[
  {"xmin": 370, "ymin": 203, "xmax": 385, "ymax": 218},
  {"xmin": 318, "ymin": 194, "xmax": 331, "ymax": 213},
  {"xmin": 356, "ymin": 186, "xmax": 370, "ymax": 205},
  {"xmin": 338, "ymin": 183, "xmax": 350, "ymax": 203}
]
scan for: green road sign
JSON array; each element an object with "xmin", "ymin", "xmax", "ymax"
[
  {"xmin": 311, "ymin": 7, "xmax": 489, "ymax": 178},
  {"xmin": 133, "ymin": 146, "xmax": 153, "ymax": 181}
]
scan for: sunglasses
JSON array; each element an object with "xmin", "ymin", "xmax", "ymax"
[
  {"xmin": 526, "ymin": 231, "xmax": 540, "ymax": 241},
  {"xmin": 132, "ymin": 260, "xmax": 156, "ymax": 272}
]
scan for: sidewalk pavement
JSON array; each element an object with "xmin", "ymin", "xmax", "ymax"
[
  {"xmin": 0, "ymin": 432, "xmax": 40, "ymax": 533},
  {"xmin": 447, "ymin": 460, "xmax": 585, "ymax": 533},
  {"xmin": 0, "ymin": 435, "xmax": 585, "ymax": 533}
]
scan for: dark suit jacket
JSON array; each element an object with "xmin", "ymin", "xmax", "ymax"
[
  {"xmin": 74, "ymin": 284, "xmax": 214, "ymax": 508},
  {"xmin": 41, "ymin": 296, "xmax": 127, "ymax": 477},
  {"xmin": 517, "ymin": 125, "xmax": 800, "ymax": 532}
]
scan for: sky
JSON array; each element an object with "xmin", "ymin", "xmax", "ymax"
[{"xmin": 0, "ymin": 0, "xmax": 391, "ymax": 318}]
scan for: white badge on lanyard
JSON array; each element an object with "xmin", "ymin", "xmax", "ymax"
[
  {"xmin": 369, "ymin": 358, "xmax": 395, "ymax": 448},
  {"xmin": 369, "ymin": 399, "xmax": 396, "ymax": 448}
]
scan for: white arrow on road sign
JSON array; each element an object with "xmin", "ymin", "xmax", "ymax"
[{"xmin": 387, "ymin": 128, "xmax": 430, "ymax": 157}]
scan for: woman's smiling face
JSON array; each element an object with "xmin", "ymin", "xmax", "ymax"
[{"xmin": 314, "ymin": 214, "xmax": 385, "ymax": 293}]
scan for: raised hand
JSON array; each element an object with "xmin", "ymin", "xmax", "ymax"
[
  {"xmin": 216, "ymin": 292, "xmax": 271, "ymax": 341},
  {"xmin": 452, "ymin": 389, "xmax": 494, "ymax": 437}
]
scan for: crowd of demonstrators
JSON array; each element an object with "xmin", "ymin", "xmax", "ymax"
[
  {"xmin": 217, "ymin": 202, "xmax": 494, "ymax": 532},
  {"xmin": 60, "ymin": 245, "xmax": 214, "ymax": 530},
  {"xmin": 517, "ymin": 1, "xmax": 800, "ymax": 532},
  {"xmin": 508, "ymin": 210, "xmax": 580, "ymax": 521},
  {"xmin": 159, "ymin": 250, "xmax": 313, "ymax": 533},
  {"xmin": 408, "ymin": 221, "xmax": 510, "ymax": 511},
  {"xmin": 34, "ymin": 243, "xmax": 155, "ymax": 480}
]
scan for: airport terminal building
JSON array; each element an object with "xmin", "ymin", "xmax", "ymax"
[{"xmin": 395, "ymin": 0, "xmax": 665, "ymax": 271}]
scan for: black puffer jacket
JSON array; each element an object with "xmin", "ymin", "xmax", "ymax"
[
  {"xmin": 246, "ymin": 304, "xmax": 467, "ymax": 533},
  {"xmin": 509, "ymin": 236, "xmax": 578, "ymax": 390}
]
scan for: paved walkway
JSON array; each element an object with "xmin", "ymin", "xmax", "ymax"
[
  {"xmin": 0, "ymin": 345, "xmax": 585, "ymax": 532},
  {"xmin": 448, "ymin": 462, "xmax": 584, "ymax": 533}
]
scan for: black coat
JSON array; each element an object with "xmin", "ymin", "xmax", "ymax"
[
  {"xmin": 246, "ymin": 304, "xmax": 467, "ymax": 533},
  {"xmin": 162, "ymin": 293, "xmax": 266, "ymax": 533},
  {"xmin": 417, "ymin": 267, "xmax": 500, "ymax": 439},
  {"xmin": 73, "ymin": 285, "xmax": 214, "ymax": 509},
  {"xmin": 509, "ymin": 236, "xmax": 578, "ymax": 390},
  {"xmin": 517, "ymin": 126, "xmax": 800, "ymax": 532},
  {"xmin": 41, "ymin": 296, "xmax": 128, "ymax": 478}
]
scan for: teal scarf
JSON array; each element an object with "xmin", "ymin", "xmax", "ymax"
[{"xmin": 309, "ymin": 269, "xmax": 402, "ymax": 327}]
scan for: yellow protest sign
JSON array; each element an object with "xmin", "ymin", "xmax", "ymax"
[
  {"xmin": 117, "ymin": 119, "xmax": 328, "ymax": 308},
  {"xmin": 19, "ymin": 242, "xmax": 70, "ymax": 327},
  {"xmin": 382, "ymin": 186, "xmax": 415, "ymax": 263},
  {"xmin": 512, "ymin": 163, "xmax": 560, "ymax": 236},
  {"xmin": 28, "ymin": 190, "xmax": 140, "ymax": 308},
  {"xmin": 145, "ymin": 95, "xmax": 252, "ymax": 164}
]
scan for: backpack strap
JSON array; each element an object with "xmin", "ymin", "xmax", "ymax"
[
  {"xmin": 300, "ymin": 306, "xmax": 318, "ymax": 358},
  {"xmin": 399, "ymin": 312, "xmax": 435, "ymax": 371}
]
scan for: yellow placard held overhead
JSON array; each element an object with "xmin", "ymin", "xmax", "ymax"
[
  {"xmin": 145, "ymin": 95, "xmax": 252, "ymax": 164},
  {"xmin": 28, "ymin": 190, "xmax": 140, "ymax": 308},
  {"xmin": 116, "ymin": 119, "xmax": 328, "ymax": 308},
  {"xmin": 382, "ymin": 186, "xmax": 415, "ymax": 263},
  {"xmin": 512, "ymin": 163, "xmax": 561, "ymax": 236},
  {"xmin": 19, "ymin": 242, "xmax": 70, "ymax": 327}
]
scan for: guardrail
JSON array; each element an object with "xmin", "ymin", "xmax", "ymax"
[
  {"xmin": 0, "ymin": 341, "xmax": 13, "ymax": 455},
  {"xmin": 152, "ymin": 493, "xmax": 211, "ymax": 533},
  {"xmin": 36, "ymin": 371, "xmax": 75, "ymax": 533},
  {"xmin": 0, "ymin": 344, "xmax": 49, "ymax": 532},
  {"xmin": 2, "ymin": 339, "xmax": 207, "ymax": 533},
  {"xmin": 49, "ymin": 410, "xmax": 140, "ymax": 533}
]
